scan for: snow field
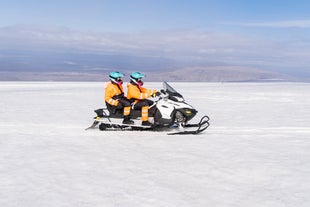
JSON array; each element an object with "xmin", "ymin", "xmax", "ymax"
[{"xmin": 0, "ymin": 82, "xmax": 310, "ymax": 207}]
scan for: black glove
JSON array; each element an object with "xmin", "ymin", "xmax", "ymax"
[
  {"xmin": 113, "ymin": 93, "xmax": 124, "ymax": 100},
  {"xmin": 152, "ymin": 91, "xmax": 161, "ymax": 97}
]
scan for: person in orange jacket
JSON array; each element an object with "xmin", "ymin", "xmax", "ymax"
[
  {"xmin": 127, "ymin": 72, "xmax": 160, "ymax": 126},
  {"xmin": 105, "ymin": 71, "xmax": 134, "ymax": 124}
]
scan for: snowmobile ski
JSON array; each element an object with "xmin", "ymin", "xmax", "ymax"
[{"xmin": 167, "ymin": 116, "xmax": 210, "ymax": 135}]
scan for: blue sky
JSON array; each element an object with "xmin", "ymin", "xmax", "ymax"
[
  {"xmin": 2, "ymin": 0, "xmax": 310, "ymax": 32},
  {"xmin": 1, "ymin": 0, "xmax": 310, "ymax": 78}
]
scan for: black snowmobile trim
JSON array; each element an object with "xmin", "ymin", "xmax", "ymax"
[
  {"xmin": 98, "ymin": 122, "xmax": 153, "ymax": 130},
  {"xmin": 86, "ymin": 116, "xmax": 154, "ymax": 131},
  {"xmin": 85, "ymin": 108, "xmax": 111, "ymax": 130},
  {"xmin": 95, "ymin": 108, "xmax": 110, "ymax": 118},
  {"xmin": 167, "ymin": 115, "xmax": 210, "ymax": 135},
  {"xmin": 176, "ymin": 108, "xmax": 197, "ymax": 122}
]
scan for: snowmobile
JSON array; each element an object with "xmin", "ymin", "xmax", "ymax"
[{"xmin": 86, "ymin": 82, "xmax": 210, "ymax": 135}]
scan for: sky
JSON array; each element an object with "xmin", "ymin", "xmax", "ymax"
[
  {"xmin": 1, "ymin": 0, "xmax": 310, "ymax": 78},
  {"xmin": 2, "ymin": 0, "xmax": 310, "ymax": 33}
]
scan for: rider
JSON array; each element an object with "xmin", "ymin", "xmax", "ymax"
[
  {"xmin": 105, "ymin": 71, "xmax": 134, "ymax": 124},
  {"xmin": 127, "ymin": 72, "xmax": 160, "ymax": 126}
]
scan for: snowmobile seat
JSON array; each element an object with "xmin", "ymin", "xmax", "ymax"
[
  {"xmin": 105, "ymin": 104, "xmax": 124, "ymax": 118},
  {"xmin": 104, "ymin": 103, "xmax": 141, "ymax": 118},
  {"xmin": 104, "ymin": 103, "xmax": 158, "ymax": 119}
]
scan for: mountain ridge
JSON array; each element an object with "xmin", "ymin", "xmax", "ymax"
[{"xmin": 0, "ymin": 66, "xmax": 298, "ymax": 82}]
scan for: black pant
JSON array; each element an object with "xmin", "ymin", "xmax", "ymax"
[
  {"xmin": 106, "ymin": 97, "xmax": 131, "ymax": 114},
  {"xmin": 132, "ymin": 99, "xmax": 154, "ymax": 110}
]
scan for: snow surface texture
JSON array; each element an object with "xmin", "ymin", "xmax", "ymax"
[{"xmin": 1, "ymin": 82, "xmax": 310, "ymax": 207}]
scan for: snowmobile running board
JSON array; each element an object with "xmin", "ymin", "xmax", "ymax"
[{"xmin": 85, "ymin": 115, "xmax": 210, "ymax": 135}]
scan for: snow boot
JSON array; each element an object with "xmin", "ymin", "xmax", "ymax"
[
  {"xmin": 142, "ymin": 121, "xmax": 152, "ymax": 126},
  {"xmin": 122, "ymin": 115, "xmax": 134, "ymax": 124}
]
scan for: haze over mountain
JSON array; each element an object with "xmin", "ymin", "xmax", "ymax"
[
  {"xmin": 1, "ymin": 1, "xmax": 310, "ymax": 82},
  {"xmin": 0, "ymin": 26, "xmax": 308, "ymax": 82}
]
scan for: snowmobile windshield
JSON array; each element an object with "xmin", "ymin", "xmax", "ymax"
[
  {"xmin": 163, "ymin": 81, "xmax": 179, "ymax": 94},
  {"xmin": 163, "ymin": 82, "xmax": 184, "ymax": 101}
]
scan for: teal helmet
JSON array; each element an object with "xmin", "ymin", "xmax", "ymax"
[
  {"xmin": 130, "ymin": 72, "xmax": 145, "ymax": 86},
  {"xmin": 109, "ymin": 71, "xmax": 124, "ymax": 85}
]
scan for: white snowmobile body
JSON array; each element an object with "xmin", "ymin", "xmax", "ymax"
[{"xmin": 87, "ymin": 82, "xmax": 209, "ymax": 135}]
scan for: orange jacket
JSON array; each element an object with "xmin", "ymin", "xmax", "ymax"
[
  {"xmin": 127, "ymin": 83, "xmax": 157, "ymax": 103},
  {"xmin": 105, "ymin": 82, "xmax": 124, "ymax": 106}
]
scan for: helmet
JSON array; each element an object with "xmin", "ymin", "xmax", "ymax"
[
  {"xmin": 130, "ymin": 72, "xmax": 145, "ymax": 86},
  {"xmin": 109, "ymin": 71, "xmax": 124, "ymax": 85}
]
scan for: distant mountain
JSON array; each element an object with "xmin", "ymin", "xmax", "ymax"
[
  {"xmin": 0, "ymin": 66, "xmax": 296, "ymax": 82},
  {"xmin": 0, "ymin": 48, "xmax": 306, "ymax": 82},
  {"xmin": 0, "ymin": 49, "xmax": 175, "ymax": 73},
  {"xmin": 147, "ymin": 66, "xmax": 296, "ymax": 82},
  {"xmin": 1, "ymin": 25, "xmax": 309, "ymax": 82}
]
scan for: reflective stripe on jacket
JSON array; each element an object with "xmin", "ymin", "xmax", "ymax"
[
  {"xmin": 127, "ymin": 83, "xmax": 157, "ymax": 103},
  {"xmin": 105, "ymin": 82, "xmax": 124, "ymax": 106}
]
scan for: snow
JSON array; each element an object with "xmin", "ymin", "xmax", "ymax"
[{"xmin": 1, "ymin": 81, "xmax": 310, "ymax": 207}]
